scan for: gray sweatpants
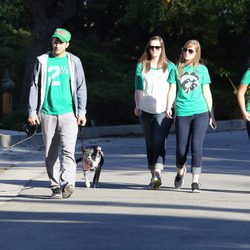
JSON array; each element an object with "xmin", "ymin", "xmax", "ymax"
[{"xmin": 41, "ymin": 112, "xmax": 78, "ymax": 189}]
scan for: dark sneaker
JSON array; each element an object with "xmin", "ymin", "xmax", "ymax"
[
  {"xmin": 174, "ymin": 166, "xmax": 186, "ymax": 189},
  {"xmin": 151, "ymin": 176, "xmax": 162, "ymax": 189},
  {"xmin": 148, "ymin": 177, "xmax": 154, "ymax": 189},
  {"xmin": 62, "ymin": 184, "xmax": 75, "ymax": 198},
  {"xmin": 51, "ymin": 187, "xmax": 62, "ymax": 199},
  {"xmin": 191, "ymin": 182, "xmax": 201, "ymax": 193}
]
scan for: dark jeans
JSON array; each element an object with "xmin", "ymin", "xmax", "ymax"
[
  {"xmin": 139, "ymin": 111, "xmax": 173, "ymax": 171},
  {"xmin": 175, "ymin": 112, "xmax": 209, "ymax": 174},
  {"xmin": 246, "ymin": 121, "xmax": 250, "ymax": 140}
]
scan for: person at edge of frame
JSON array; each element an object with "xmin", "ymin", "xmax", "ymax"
[{"xmin": 237, "ymin": 67, "xmax": 250, "ymax": 139}]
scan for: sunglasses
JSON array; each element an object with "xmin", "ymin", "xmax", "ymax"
[
  {"xmin": 182, "ymin": 48, "xmax": 195, "ymax": 54},
  {"xmin": 149, "ymin": 46, "xmax": 161, "ymax": 50}
]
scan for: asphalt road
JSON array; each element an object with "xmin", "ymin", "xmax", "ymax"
[{"xmin": 0, "ymin": 130, "xmax": 250, "ymax": 250}]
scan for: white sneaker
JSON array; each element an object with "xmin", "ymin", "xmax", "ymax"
[
  {"xmin": 62, "ymin": 184, "xmax": 75, "ymax": 198},
  {"xmin": 151, "ymin": 176, "xmax": 162, "ymax": 189}
]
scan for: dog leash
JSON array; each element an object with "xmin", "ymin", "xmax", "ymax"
[
  {"xmin": 79, "ymin": 125, "xmax": 85, "ymax": 153},
  {"xmin": 0, "ymin": 123, "xmax": 38, "ymax": 154}
]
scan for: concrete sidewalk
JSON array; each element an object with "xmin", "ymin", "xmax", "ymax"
[
  {"xmin": 0, "ymin": 130, "xmax": 250, "ymax": 250},
  {"xmin": 0, "ymin": 119, "xmax": 246, "ymax": 147}
]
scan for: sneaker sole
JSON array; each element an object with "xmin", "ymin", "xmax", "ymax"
[
  {"xmin": 62, "ymin": 185, "xmax": 75, "ymax": 198},
  {"xmin": 51, "ymin": 194, "xmax": 62, "ymax": 199},
  {"xmin": 192, "ymin": 189, "xmax": 201, "ymax": 193}
]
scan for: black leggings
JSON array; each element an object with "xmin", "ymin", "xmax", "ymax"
[{"xmin": 175, "ymin": 112, "xmax": 209, "ymax": 174}]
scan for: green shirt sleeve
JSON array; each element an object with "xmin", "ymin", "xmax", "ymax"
[
  {"xmin": 200, "ymin": 65, "xmax": 211, "ymax": 85},
  {"xmin": 167, "ymin": 64, "xmax": 177, "ymax": 84},
  {"xmin": 135, "ymin": 63, "xmax": 143, "ymax": 90},
  {"xmin": 241, "ymin": 69, "xmax": 250, "ymax": 85}
]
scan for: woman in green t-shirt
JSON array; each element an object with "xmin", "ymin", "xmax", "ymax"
[
  {"xmin": 166, "ymin": 40, "xmax": 216, "ymax": 193},
  {"xmin": 237, "ymin": 68, "xmax": 250, "ymax": 139}
]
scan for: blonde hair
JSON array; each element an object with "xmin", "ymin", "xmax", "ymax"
[
  {"xmin": 177, "ymin": 40, "xmax": 201, "ymax": 78},
  {"xmin": 138, "ymin": 36, "xmax": 168, "ymax": 73}
]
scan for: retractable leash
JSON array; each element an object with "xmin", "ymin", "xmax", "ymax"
[{"xmin": 0, "ymin": 123, "xmax": 38, "ymax": 154}]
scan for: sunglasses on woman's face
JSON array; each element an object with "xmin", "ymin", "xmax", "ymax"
[
  {"xmin": 149, "ymin": 46, "xmax": 161, "ymax": 51},
  {"xmin": 182, "ymin": 48, "xmax": 195, "ymax": 54}
]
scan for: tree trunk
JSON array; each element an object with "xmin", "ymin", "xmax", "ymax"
[{"xmin": 20, "ymin": 0, "xmax": 79, "ymax": 108}]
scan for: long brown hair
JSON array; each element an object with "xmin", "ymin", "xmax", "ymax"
[
  {"xmin": 138, "ymin": 36, "xmax": 168, "ymax": 73},
  {"xmin": 177, "ymin": 40, "xmax": 201, "ymax": 78}
]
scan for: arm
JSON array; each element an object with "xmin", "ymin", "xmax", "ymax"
[
  {"xmin": 166, "ymin": 84, "xmax": 176, "ymax": 119},
  {"xmin": 203, "ymin": 84, "xmax": 216, "ymax": 128},
  {"xmin": 134, "ymin": 90, "xmax": 142, "ymax": 116},
  {"xmin": 134, "ymin": 63, "xmax": 143, "ymax": 116},
  {"xmin": 75, "ymin": 57, "xmax": 87, "ymax": 126},
  {"xmin": 28, "ymin": 59, "xmax": 40, "ymax": 125},
  {"xmin": 237, "ymin": 83, "xmax": 250, "ymax": 121}
]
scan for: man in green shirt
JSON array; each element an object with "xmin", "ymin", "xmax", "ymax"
[{"xmin": 28, "ymin": 28, "xmax": 87, "ymax": 198}]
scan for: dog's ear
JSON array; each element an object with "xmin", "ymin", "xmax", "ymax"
[{"xmin": 96, "ymin": 146, "xmax": 104, "ymax": 156}]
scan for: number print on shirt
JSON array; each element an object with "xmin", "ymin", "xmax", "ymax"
[
  {"xmin": 180, "ymin": 71, "xmax": 199, "ymax": 94},
  {"xmin": 48, "ymin": 65, "xmax": 69, "ymax": 86}
]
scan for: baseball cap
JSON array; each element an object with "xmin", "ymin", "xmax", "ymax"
[{"xmin": 52, "ymin": 28, "xmax": 71, "ymax": 43}]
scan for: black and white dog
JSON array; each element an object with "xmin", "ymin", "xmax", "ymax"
[{"xmin": 76, "ymin": 145, "xmax": 104, "ymax": 188}]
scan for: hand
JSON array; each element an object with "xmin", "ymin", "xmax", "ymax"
[
  {"xmin": 28, "ymin": 115, "xmax": 40, "ymax": 126},
  {"xmin": 209, "ymin": 116, "xmax": 217, "ymax": 129},
  {"xmin": 134, "ymin": 107, "xmax": 142, "ymax": 117},
  {"xmin": 166, "ymin": 108, "xmax": 173, "ymax": 119},
  {"xmin": 77, "ymin": 115, "xmax": 87, "ymax": 126},
  {"xmin": 242, "ymin": 112, "xmax": 250, "ymax": 122}
]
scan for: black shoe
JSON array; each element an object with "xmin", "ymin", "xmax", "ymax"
[
  {"xmin": 51, "ymin": 187, "xmax": 62, "ymax": 199},
  {"xmin": 62, "ymin": 184, "xmax": 75, "ymax": 198},
  {"xmin": 174, "ymin": 167, "xmax": 186, "ymax": 189},
  {"xmin": 148, "ymin": 177, "xmax": 154, "ymax": 189},
  {"xmin": 191, "ymin": 182, "xmax": 201, "ymax": 193}
]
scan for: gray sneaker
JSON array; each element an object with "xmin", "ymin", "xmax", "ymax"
[
  {"xmin": 51, "ymin": 187, "xmax": 62, "ymax": 199},
  {"xmin": 62, "ymin": 184, "xmax": 75, "ymax": 198},
  {"xmin": 174, "ymin": 166, "xmax": 186, "ymax": 189}
]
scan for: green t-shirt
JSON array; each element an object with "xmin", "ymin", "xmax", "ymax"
[
  {"xmin": 42, "ymin": 54, "xmax": 74, "ymax": 115},
  {"xmin": 241, "ymin": 69, "xmax": 250, "ymax": 112},
  {"xmin": 168, "ymin": 64, "xmax": 211, "ymax": 116}
]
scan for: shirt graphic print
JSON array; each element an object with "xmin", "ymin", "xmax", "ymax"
[
  {"xmin": 180, "ymin": 71, "xmax": 199, "ymax": 94},
  {"xmin": 42, "ymin": 55, "xmax": 73, "ymax": 115}
]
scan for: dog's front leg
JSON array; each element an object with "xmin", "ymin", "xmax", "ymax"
[
  {"xmin": 84, "ymin": 171, "xmax": 91, "ymax": 188},
  {"xmin": 92, "ymin": 166, "xmax": 102, "ymax": 188}
]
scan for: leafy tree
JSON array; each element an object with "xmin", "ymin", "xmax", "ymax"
[
  {"xmin": 120, "ymin": 0, "xmax": 250, "ymax": 119},
  {"xmin": 0, "ymin": 0, "xmax": 31, "ymax": 112},
  {"xmin": 1, "ymin": 0, "xmax": 249, "ymax": 127}
]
